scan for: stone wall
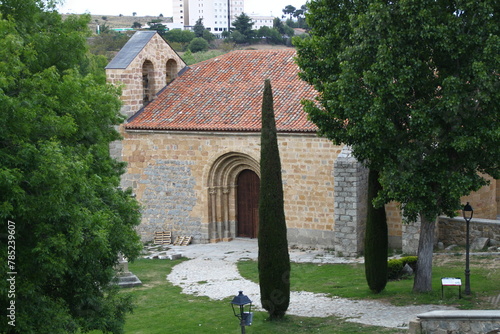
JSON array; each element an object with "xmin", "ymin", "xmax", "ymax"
[
  {"xmin": 460, "ymin": 176, "xmax": 498, "ymax": 220},
  {"xmin": 409, "ymin": 310, "xmax": 500, "ymax": 334},
  {"xmin": 386, "ymin": 202, "xmax": 403, "ymax": 248},
  {"xmin": 437, "ymin": 217, "xmax": 500, "ymax": 248},
  {"xmin": 121, "ymin": 129, "xmax": 342, "ymax": 246},
  {"xmin": 106, "ymin": 33, "xmax": 186, "ymax": 119},
  {"xmin": 332, "ymin": 146, "xmax": 368, "ymax": 256}
]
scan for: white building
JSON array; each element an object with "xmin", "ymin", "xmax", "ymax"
[
  {"xmin": 173, "ymin": 0, "xmax": 245, "ymax": 33},
  {"xmin": 249, "ymin": 14, "xmax": 274, "ymax": 30}
]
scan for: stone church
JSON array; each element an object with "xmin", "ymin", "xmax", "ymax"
[{"xmin": 106, "ymin": 31, "xmax": 500, "ymax": 256}]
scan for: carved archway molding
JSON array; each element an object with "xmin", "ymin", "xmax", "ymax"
[{"xmin": 206, "ymin": 152, "xmax": 260, "ymax": 242}]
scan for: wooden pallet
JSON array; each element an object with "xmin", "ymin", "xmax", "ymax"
[
  {"xmin": 153, "ymin": 231, "xmax": 172, "ymax": 245},
  {"xmin": 173, "ymin": 236, "xmax": 192, "ymax": 246}
]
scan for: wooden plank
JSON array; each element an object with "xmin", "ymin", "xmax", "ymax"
[
  {"xmin": 153, "ymin": 231, "xmax": 172, "ymax": 245},
  {"xmin": 173, "ymin": 236, "xmax": 192, "ymax": 246}
]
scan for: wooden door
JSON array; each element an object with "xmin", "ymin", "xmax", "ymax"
[{"xmin": 237, "ymin": 170, "xmax": 260, "ymax": 238}]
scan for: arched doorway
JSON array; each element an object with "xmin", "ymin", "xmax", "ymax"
[
  {"xmin": 237, "ymin": 170, "xmax": 260, "ymax": 238},
  {"xmin": 206, "ymin": 152, "xmax": 260, "ymax": 242}
]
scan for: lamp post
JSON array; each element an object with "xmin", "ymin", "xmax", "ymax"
[
  {"xmin": 462, "ymin": 202, "xmax": 473, "ymax": 295},
  {"xmin": 231, "ymin": 291, "xmax": 253, "ymax": 334}
]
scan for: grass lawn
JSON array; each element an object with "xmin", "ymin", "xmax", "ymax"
[
  {"xmin": 238, "ymin": 253, "xmax": 500, "ymax": 309},
  {"xmin": 105, "ymin": 252, "xmax": 499, "ymax": 334}
]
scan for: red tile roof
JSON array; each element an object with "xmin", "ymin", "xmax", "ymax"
[{"xmin": 125, "ymin": 49, "xmax": 318, "ymax": 133}]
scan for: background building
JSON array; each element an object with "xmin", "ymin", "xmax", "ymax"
[
  {"xmin": 172, "ymin": 0, "xmax": 274, "ymax": 34},
  {"xmin": 173, "ymin": 0, "xmax": 244, "ymax": 33}
]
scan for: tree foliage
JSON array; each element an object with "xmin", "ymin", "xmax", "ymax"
[
  {"xmin": 258, "ymin": 80, "xmax": 291, "ymax": 320},
  {"xmin": 0, "ymin": 1, "xmax": 142, "ymax": 332},
  {"xmin": 147, "ymin": 19, "xmax": 168, "ymax": 36},
  {"xmin": 164, "ymin": 28, "xmax": 195, "ymax": 44},
  {"xmin": 188, "ymin": 37, "xmax": 209, "ymax": 53},
  {"xmin": 364, "ymin": 170, "xmax": 388, "ymax": 293},
  {"xmin": 193, "ymin": 18, "xmax": 205, "ymax": 38},
  {"xmin": 295, "ymin": 0, "xmax": 499, "ymax": 292},
  {"xmin": 257, "ymin": 26, "xmax": 284, "ymax": 44},
  {"xmin": 282, "ymin": 5, "xmax": 296, "ymax": 19},
  {"xmin": 231, "ymin": 12, "xmax": 255, "ymax": 43}
]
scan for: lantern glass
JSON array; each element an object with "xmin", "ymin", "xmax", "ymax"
[
  {"xmin": 462, "ymin": 202, "xmax": 473, "ymax": 221},
  {"xmin": 230, "ymin": 291, "xmax": 252, "ymax": 320}
]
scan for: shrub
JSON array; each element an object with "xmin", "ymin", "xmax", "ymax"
[
  {"xmin": 387, "ymin": 256, "xmax": 418, "ymax": 280},
  {"xmin": 188, "ymin": 37, "xmax": 209, "ymax": 53}
]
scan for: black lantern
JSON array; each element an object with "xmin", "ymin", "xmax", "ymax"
[
  {"xmin": 231, "ymin": 291, "xmax": 253, "ymax": 334},
  {"xmin": 462, "ymin": 202, "xmax": 473, "ymax": 295}
]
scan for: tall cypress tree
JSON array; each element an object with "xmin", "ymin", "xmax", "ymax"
[
  {"xmin": 364, "ymin": 169, "xmax": 388, "ymax": 293},
  {"xmin": 258, "ymin": 79, "xmax": 291, "ymax": 320}
]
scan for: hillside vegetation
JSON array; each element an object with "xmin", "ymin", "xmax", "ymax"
[{"xmin": 62, "ymin": 14, "xmax": 172, "ymax": 31}]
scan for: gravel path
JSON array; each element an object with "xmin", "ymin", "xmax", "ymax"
[{"xmin": 163, "ymin": 239, "xmax": 454, "ymax": 329}]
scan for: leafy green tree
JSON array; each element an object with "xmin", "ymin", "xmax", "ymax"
[
  {"xmin": 231, "ymin": 12, "xmax": 255, "ymax": 43},
  {"xmin": 258, "ymin": 79, "xmax": 291, "ymax": 320},
  {"xmin": 188, "ymin": 37, "xmax": 209, "ymax": 52},
  {"xmin": 230, "ymin": 30, "xmax": 247, "ymax": 44},
  {"xmin": 148, "ymin": 19, "xmax": 168, "ymax": 36},
  {"xmin": 273, "ymin": 17, "xmax": 286, "ymax": 34},
  {"xmin": 164, "ymin": 28, "xmax": 195, "ymax": 44},
  {"xmin": 257, "ymin": 26, "xmax": 284, "ymax": 44},
  {"xmin": 364, "ymin": 170, "xmax": 388, "ymax": 293},
  {"xmin": 132, "ymin": 21, "xmax": 142, "ymax": 28},
  {"xmin": 273, "ymin": 17, "xmax": 294, "ymax": 37},
  {"xmin": 193, "ymin": 18, "xmax": 205, "ymax": 38},
  {"xmin": 202, "ymin": 29, "xmax": 215, "ymax": 43},
  {"xmin": 0, "ymin": 1, "xmax": 142, "ymax": 333},
  {"xmin": 295, "ymin": 0, "xmax": 500, "ymax": 292},
  {"xmin": 282, "ymin": 5, "xmax": 296, "ymax": 19}
]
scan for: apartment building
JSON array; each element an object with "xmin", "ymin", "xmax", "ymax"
[
  {"xmin": 173, "ymin": 0, "xmax": 243, "ymax": 32},
  {"xmin": 172, "ymin": 0, "xmax": 273, "ymax": 34}
]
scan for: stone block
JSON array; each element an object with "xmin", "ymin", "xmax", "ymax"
[{"xmin": 471, "ymin": 237, "xmax": 489, "ymax": 250}]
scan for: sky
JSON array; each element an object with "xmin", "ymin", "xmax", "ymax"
[{"xmin": 57, "ymin": 0, "xmax": 303, "ymax": 18}]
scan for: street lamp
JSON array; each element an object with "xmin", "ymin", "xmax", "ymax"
[
  {"xmin": 462, "ymin": 202, "xmax": 473, "ymax": 295},
  {"xmin": 231, "ymin": 291, "xmax": 253, "ymax": 334}
]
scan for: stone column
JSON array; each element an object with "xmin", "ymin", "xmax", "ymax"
[
  {"xmin": 222, "ymin": 187, "xmax": 231, "ymax": 241},
  {"xmin": 333, "ymin": 146, "xmax": 369, "ymax": 257},
  {"xmin": 208, "ymin": 188, "xmax": 217, "ymax": 242}
]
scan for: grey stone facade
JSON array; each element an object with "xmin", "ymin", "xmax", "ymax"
[
  {"xmin": 333, "ymin": 146, "xmax": 369, "ymax": 256},
  {"xmin": 409, "ymin": 310, "xmax": 500, "ymax": 334},
  {"xmin": 129, "ymin": 159, "xmax": 203, "ymax": 242}
]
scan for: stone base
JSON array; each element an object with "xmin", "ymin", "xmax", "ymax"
[
  {"xmin": 115, "ymin": 272, "xmax": 142, "ymax": 288},
  {"xmin": 287, "ymin": 228, "xmax": 335, "ymax": 249},
  {"xmin": 409, "ymin": 310, "xmax": 500, "ymax": 334}
]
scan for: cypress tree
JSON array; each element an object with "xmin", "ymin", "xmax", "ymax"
[
  {"xmin": 258, "ymin": 79, "xmax": 291, "ymax": 319},
  {"xmin": 364, "ymin": 169, "xmax": 388, "ymax": 293}
]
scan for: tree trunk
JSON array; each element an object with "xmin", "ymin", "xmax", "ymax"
[{"xmin": 412, "ymin": 214, "xmax": 436, "ymax": 293}]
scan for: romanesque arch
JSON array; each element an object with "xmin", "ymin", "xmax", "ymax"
[
  {"xmin": 206, "ymin": 152, "xmax": 260, "ymax": 242},
  {"xmin": 142, "ymin": 60, "xmax": 155, "ymax": 106},
  {"xmin": 166, "ymin": 59, "xmax": 178, "ymax": 84}
]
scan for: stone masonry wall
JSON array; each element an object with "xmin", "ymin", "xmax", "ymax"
[
  {"xmin": 409, "ymin": 310, "xmax": 500, "ymax": 334},
  {"xmin": 106, "ymin": 34, "xmax": 186, "ymax": 119},
  {"xmin": 121, "ymin": 130, "xmax": 341, "ymax": 246},
  {"xmin": 437, "ymin": 217, "xmax": 500, "ymax": 247},
  {"xmin": 333, "ymin": 146, "xmax": 369, "ymax": 256}
]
